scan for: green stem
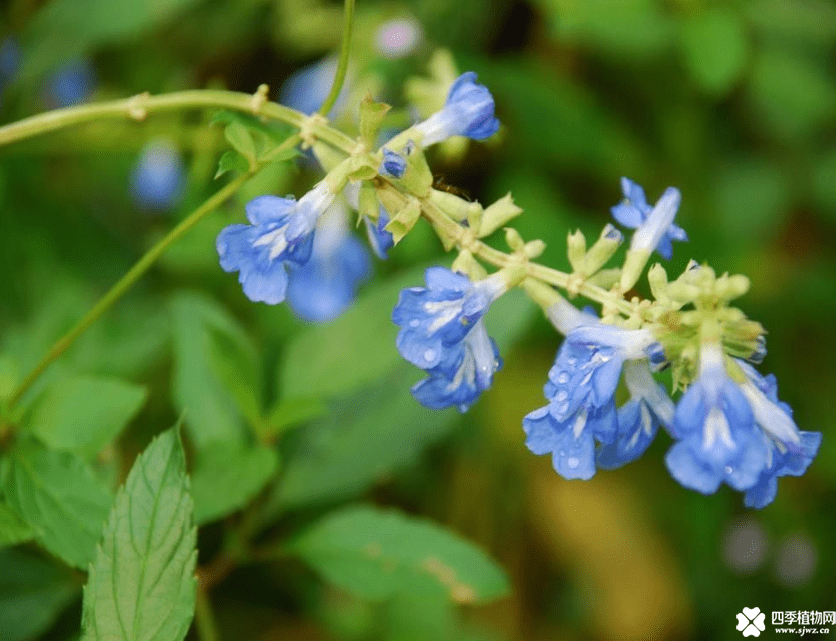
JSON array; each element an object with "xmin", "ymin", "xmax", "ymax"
[
  {"xmin": 194, "ymin": 586, "xmax": 221, "ymax": 641},
  {"xmin": 0, "ymin": 90, "xmax": 301, "ymax": 147},
  {"xmin": 318, "ymin": 0, "xmax": 356, "ymax": 117},
  {"xmin": 6, "ymin": 134, "xmax": 301, "ymax": 410}
]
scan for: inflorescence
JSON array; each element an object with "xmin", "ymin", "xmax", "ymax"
[{"xmin": 216, "ymin": 69, "xmax": 820, "ymax": 508}]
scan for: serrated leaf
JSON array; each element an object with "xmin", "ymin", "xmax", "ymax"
[
  {"xmin": 191, "ymin": 441, "xmax": 279, "ymax": 525},
  {"xmin": 0, "ymin": 499, "xmax": 34, "ymax": 548},
  {"xmin": 170, "ymin": 292, "xmax": 257, "ymax": 447},
  {"xmin": 288, "ymin": 505, "xmax": 509, "ymax": 604},
  {"xmin": 81, "ymin": 428, "xmax": 197, "ymax": 641},
  {"xmin": 224, "ymin": 121, "xmax": 257, "ymax": 164},
  {"xmin": 0, "ymin": 547, "xmax": 79, "ymax": 641},
  {"xmin": 215, "ymin": 150, "xmax": 250, "ymax": 179},
  {"xmin": 24, "ymin": 374, "xmax": 147, "ymax": 457},
  {"xmin": 2, "ymin": 441, "xmax": 112, "ymax": 569}
]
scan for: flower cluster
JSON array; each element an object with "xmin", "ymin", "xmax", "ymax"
[
  {"xmin": 215, "ymin": 62, "xmax": 818, "ymax": 510},
  {"xmin": 217, "ymin": 71, "xmax": 499, "ymax": 322},
  {"xmin": 519, "ymin": 179, "xmax": 820, "ymax": 507}
]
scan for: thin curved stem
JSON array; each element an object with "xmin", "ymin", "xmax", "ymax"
[
  {"xmin": 0, "ymin": 90, "xmax": 303, "ymax": 148},
  {"xmin": 319, "ymin": 0, "xmax": 356, "ymax": 117}
]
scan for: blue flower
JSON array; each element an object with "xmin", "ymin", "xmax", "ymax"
[
  {"xmin": 392, "ymin": 267, "xmax": 506, "ymax": 412},
  {"xmin": 130, "ymin": 139, "xmax": 185, "ymax": 211},
  {"xmin": 216, "ymin": 182, "xmax": 334, "ymax": 304},
  {"xmin": 363, "ymin": 207, "xmax": 394, "ymax": 259},
  {"xmin": 523, "ymin": 324, "xmax": 663, "ymax": 480},
  {"xmin": 665, "ymin": 343, "xmax": 768, "ymax": 495},
  {"xmin": 280, "ymin": 57, "xmax": 347, "ymax": 118},
  {"xmin": 413, "ymin": 72, "xmax": 499, "ymax": 147},
  {"xmin": 380, "ymin": 148, "xmax": 407, "ymax": 178},
  {"xmin": 285, "ymin": 209, "xmax": 372, "ymax": 322},
  {"xmin": 736, "ymin": 361, "xmax": 821, "ymax": 508},
  {"xmin": 596, "ymin": 360, "xmax": 675, "ymax": 470},
  {"xmin": 46, "ymin": 59, "xmax": 95, "ymax": 108},
  {"xmin": 611, "ymin": 177, "xmax": 687, "ymax": 260}
]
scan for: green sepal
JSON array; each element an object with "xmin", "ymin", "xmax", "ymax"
[
  {"xmin": 429, "ymin": 189, "xmax": 480, "ymax": 223},
  {"xmin": 399, "ymin": 146, "xmax": 433, "ymax": 198},
  {"xmin": 478, "ymin": 193, "xmax": 523, "ymax": 237},
  {"xmin": 384, "ymin": 197, "xmax": 423, "ymax": 245},
  {"xmin": 327, "ymin": 155, "xmax": 378, "ymax": 193},
  {"xmin": 451, "ymin": 250, "xmax": 487, "ymax": 281},
  {"xmin": 359, "ymin": 97, "xmax": 391, "ymax": 149},
  {"xmin": 358, "ymin": 181, "xmax": 379, "ymax": 222},
  {"xmin": 567, "ymin": 229, "xmax": 587, "ymax": 273}
]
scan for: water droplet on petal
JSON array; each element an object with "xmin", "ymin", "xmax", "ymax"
[
  {"xmin": 567, "ymin": 457, "xmax": 580, "ymax": 469},
  {"xmin": 424, "ymin": 349, "xmax": 436, "ymax": 362}
]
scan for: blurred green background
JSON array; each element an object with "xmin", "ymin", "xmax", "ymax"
[{"xmin": 1, "ymin": 0, "xmax": 835, "ymax": 639}]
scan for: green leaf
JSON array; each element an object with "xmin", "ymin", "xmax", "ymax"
[
  {"xmin": 191, "ymin": 441, "xmax": 279, "ymax": 525},
  {"xmin": 272, "ymin": 291, "xmax": 535, "ymax": 512},
  {"xmin": 215, "ymin": 150, "xmax": 250, "ymax": 179},
  {"xmin": 536, "ymin": 0, "xmax": 675, "ymax": 58},
  {"xmin": 170, "ymin": 292, "xmax": 257, "ymax": 447},
  {"xmin": 207, "ymin": 326, "xmax": 262, "ymax": 427},
  {"xmin": 713, "ymin": 158, "xmax": 791, "ymax": 247},
  {"xmin": 476, "ymin": 60, "xmax": 644, "ymax": 176},
  {"xmin": 211, "ymin": 111, "xmax": 299, "ymax": 165},
  {"xmin": 24, "ymin": 374, "xmax": 147, "ymax": 457},
  {"xmin": 262, "ymin": 396, "xmax": 327, "ymax": 440},
  {"xmin": 223, "ymin": 121, "xmax": 258, "ymax": 164},
  {"xmin": 287, "ymin": 505, "xmax": 509, "ymax": 604},
  {"xmin": 680, "ymin": 8, "xmax": 749, "ymax": 96},
  {"xmin": 747, "ymin": 47, "xmax": 836, "ymax": 140},
  {"xmin": 279, "ymin": 265, "xmax": 431, "ymax": 401},
  {"xmin": 3, "ymin": 440, "xmax": 112, "ymax": 569},
  {"xmin": 0, "ymin": 548, "xmax": 79, "ymax": 641},
  {"xmin": 20, "ymin": 0, "xmax": 203, "ymax": 80},
  {"xmin": 0, "ymin": 499, "xmax": 34, "ymax": 548},
  {"xmin": 81, "ymin": 428, "xmax": 197, "ymax": 641}
]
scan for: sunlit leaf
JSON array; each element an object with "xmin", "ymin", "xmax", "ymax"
[
  {"xmin": 288, "ymin": 505, "xmax": 509, "ymax": 604},
  {"xmin": 81, "ymin": 428, "xmax": 196, "ymax": 641}
]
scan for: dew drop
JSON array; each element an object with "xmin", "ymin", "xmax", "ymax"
[
  {"xmin": 567, "ymin": 457, "xmax": 580, "ymax": 469},
  {"xmin": 424, "ymin": 349, "xmax": 436, "ymax": 362},
  {"xmin": 557, "ymin": 372, "xmax": 570, "ymax": 384}
]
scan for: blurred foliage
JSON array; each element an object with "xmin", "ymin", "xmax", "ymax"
[{"xmin": 0, "ymin": 0, "xmax": 835, "ymax": 640}]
